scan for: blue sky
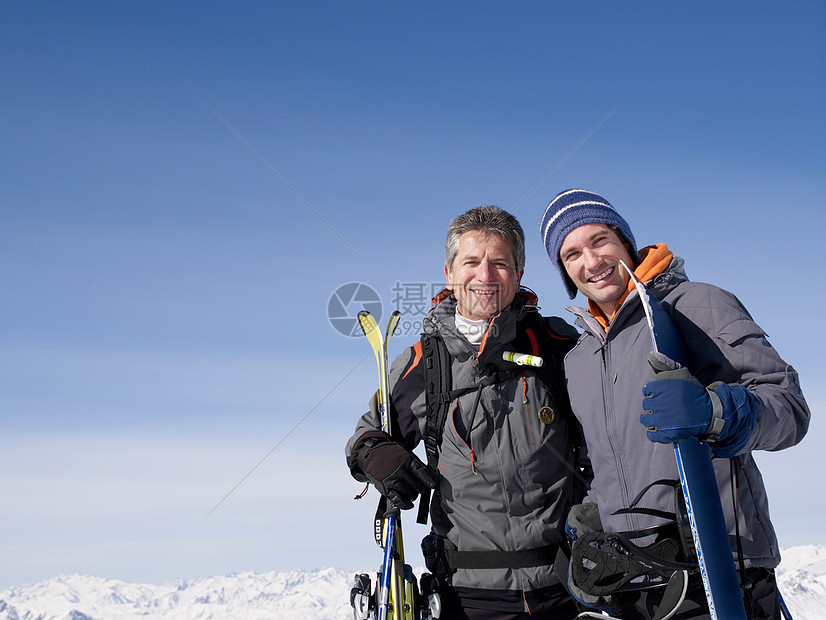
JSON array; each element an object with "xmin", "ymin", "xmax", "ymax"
[{"xmin": 1, "ymin": 1, "xmax": 824, "ymax": 589}]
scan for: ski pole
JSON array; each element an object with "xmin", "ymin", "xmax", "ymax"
[{"xmin": 778, "ymin": 589, "xmax": 794, "ymax": 620}]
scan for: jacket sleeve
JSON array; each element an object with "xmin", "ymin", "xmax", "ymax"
[
  {"xmin": 667, "ymin": 282, "xmax": 810, "ymax": 454},
  {"xmin": 344, "ymin": 343, "xmax": 426, "ymax": 480}
]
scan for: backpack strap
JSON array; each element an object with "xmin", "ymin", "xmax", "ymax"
[{"xmin": 416, "ymin": 332, "xmax": 452, "ymax": 525}]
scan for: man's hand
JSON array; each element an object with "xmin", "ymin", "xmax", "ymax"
[
  {"xmin": 357, "ymin": 433, "xmax": 438, "ymax": 510},
  {"xmin": 641, "ymin": 352, "xmax": 757, "ymax": 457},
  {"xmin": 641, "ymin": 352, "xmax": 717, "ymax": 443}
]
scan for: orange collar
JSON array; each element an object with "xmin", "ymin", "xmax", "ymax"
[{"xmin": 589, "ymin": 243, "xmax": 673, "ymax": 331}]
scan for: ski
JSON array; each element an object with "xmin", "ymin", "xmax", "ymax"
[
  {"xmin": 620, "ymin": 261, "xmax": 748, "ymax": 620},
  {"xmin": 357, "ymin": 310, "xmax": 418, "ymax": 620}
]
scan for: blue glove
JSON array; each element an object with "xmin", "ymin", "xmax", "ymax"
[{"xmin": 641, "ymin": 352, "xmax": 758, "ymax": 457}]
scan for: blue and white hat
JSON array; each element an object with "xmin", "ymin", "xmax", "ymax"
[{"xmin": 540, "ymin": 189, "xmax": 640, "ymax": 299}]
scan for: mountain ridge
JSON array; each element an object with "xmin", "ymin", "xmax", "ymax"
[{"xmin": 1, "ymin": 546, "xmax": 822, "ymax": 619}]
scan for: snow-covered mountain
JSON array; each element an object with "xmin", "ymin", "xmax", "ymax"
[
  {"xmin": 0, "ymin": 568, "xmax": 352, "ymax": 620},
  {"xmin": 775, "ymin": 545, "xmax": 826, "ymax": 619},
  {"xmin": 0, "ymin": 546, "xmax": 822, "ymax": 619}
]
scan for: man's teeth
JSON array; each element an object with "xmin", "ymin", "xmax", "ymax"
[
  {"xmin": 588, "ymin": 267, "xmax": 614, "ymax": 283},
  {"xmin": 472, "ymin": 290, "xmax": 497, "ymax": 295}
]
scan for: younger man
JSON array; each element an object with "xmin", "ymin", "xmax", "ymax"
[{"xmin": 540, "ymin": 189, "xmax": 809, "ymax": 619}]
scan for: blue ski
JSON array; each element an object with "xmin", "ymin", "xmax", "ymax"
[{"xmin": 620, "ymin": 261, "xmax": 747, "ymax": 620}]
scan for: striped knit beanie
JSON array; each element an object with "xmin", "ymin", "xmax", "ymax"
[{"xmin": 540, "ymin": 189, "xmax": 640, "ymax": 299}]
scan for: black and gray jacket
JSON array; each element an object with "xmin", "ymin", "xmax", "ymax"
[
  {"xmin": 346, "ymin": 290, "xmax": 581, "ymax": 613},
  {"xmin": 564, "ymin": 257, "xmax": 810, "ymax": 569}
]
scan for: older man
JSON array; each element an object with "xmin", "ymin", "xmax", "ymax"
[{"xmin": 347, "ymin": 206, "xmax": 581, "ymax": 619}]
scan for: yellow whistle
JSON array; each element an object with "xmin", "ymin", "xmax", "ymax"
[{"xmin": 503, "ymin": 351, "xmax": 544, "ymax": 367}]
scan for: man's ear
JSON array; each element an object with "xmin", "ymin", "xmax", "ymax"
[{"xmin": 444, "ymin": 264, "xmax": 454, "ymax": 290}]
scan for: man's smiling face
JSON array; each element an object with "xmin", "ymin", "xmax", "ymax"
[
  {"xmin": 445, "ymin": 231, "xmax": 523, "ymax": 321},
  {"xmin": 559, "ymin": 223, "xmax": 635, "ymax": 315}
]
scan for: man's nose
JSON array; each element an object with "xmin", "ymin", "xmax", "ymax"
[
  {"xmin": 582, "ymin": 247, "xmax": 601, "ymax": 268},
  {"xmin": 476, "ymin": 260, "xmax": 493, "ymax": 280}
]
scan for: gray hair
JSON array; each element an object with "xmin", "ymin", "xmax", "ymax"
[{"xmin": 445, "ymin": 205, "xmax": 525, "ymax": 272}]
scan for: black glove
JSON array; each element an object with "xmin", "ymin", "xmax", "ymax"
[{"xmin": 355, "ymin": 432, "xmax": 438, "ymax": 510}]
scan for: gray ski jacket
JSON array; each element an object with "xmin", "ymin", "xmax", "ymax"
[
  {"xmin": 564, "ymin": 256, "xmax": 810, "ymax": 569},
  {"xmin": 346, "ymin": 291, "xmax": 581, "ymax": 612}
]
